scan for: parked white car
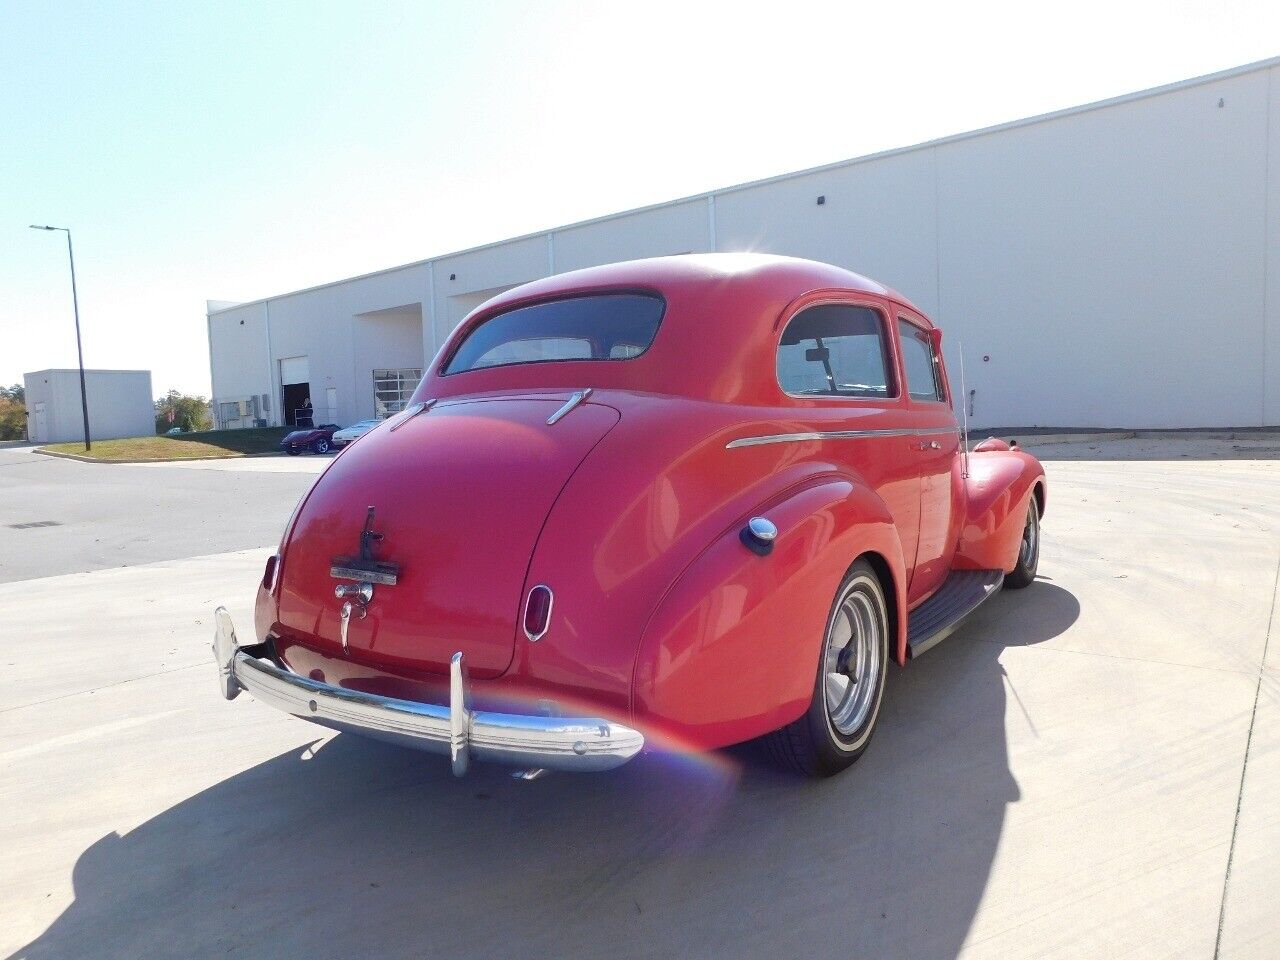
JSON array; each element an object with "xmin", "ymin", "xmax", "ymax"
[{"xmin": 331, "ymin": 419, "xmax": 381, "ymax": 447}]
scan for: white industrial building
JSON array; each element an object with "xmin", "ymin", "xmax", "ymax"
[
  {"xmin": 208, "ymin": 57, "xmax": 1280, "ymax": 431},
  {"xmin": 24, "ymin": 369, "xmax": 154, "ymax": 444}
]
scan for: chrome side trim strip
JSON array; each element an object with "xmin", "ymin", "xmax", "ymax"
[
  {"xmin": 546, "ymin": 388, "xmax": 592, "ymax": 425},
  {"xmin": 726, "ymin": 427, "xmax": 959, "ymax": 449}
]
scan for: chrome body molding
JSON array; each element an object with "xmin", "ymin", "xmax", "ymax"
[
  {"xmin": 387, "ymin": 397, "xmax": 437, "ymax": 432},
  {"xmin": 212, "ymin": 608, "xmax": 643, "ymax": 775},
  {"xmin": 726, "ymin": 426, "xmax": 959, "ymax": 449},
  {"xmin": 546, "ymin": 388, "xmax": 592, "ymax": 425}
]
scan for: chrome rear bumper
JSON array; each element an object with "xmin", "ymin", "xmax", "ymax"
[{"xmin": 212, "ymin": 607, "xmax": 643, "ymax": 775}]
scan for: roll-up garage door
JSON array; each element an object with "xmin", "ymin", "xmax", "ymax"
[{"xmin": 279, "ymin": 356, "xmax": 310, "ymax": 386}]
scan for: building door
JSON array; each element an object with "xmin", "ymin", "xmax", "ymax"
[
  {"xmin": 32, "ymin": 402, "xmax": 47, "ymax": 442},
  {"xmin": 279, "ymin": 356, "xmax": 311, "ymax": 426},
  {"xmin": 324, "ymin": 387, "xmax": 338, "ymax": 425},
  {"xmin": 282, "ymin": 383, "xmax": 312, "ymax": 426}
]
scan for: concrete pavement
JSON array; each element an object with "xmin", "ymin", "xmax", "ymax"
[
  {"xmin": 0, "ymin": 436, "xmax": 1277, "ymax": 959},
  {"xmin": 0, "ymin": 446, "xmax": 319, "ymax": 582}
]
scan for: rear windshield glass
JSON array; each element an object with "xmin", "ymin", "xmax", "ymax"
[{"xmin": 443, "ymin": 293, "xmax": 664, "ymax": 374}]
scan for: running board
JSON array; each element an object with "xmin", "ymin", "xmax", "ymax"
[{"xmin": 906, "ymin": 569, "xmax": 1004, "ymax": 658}]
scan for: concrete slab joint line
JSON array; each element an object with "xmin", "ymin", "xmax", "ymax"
[{"xmin": 1213, "ymin": 548, "xmax": 1280, "ymax": 959}]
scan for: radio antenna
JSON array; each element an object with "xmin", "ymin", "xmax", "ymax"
[{"xmin": 957, "ymin": 339, "xmax": 970, "ymax": 479}]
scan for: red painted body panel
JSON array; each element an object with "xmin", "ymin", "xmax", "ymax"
[
  {"xmin": 274, "ymin": 397, "xmax": 620, "ymax": 679},
  {"xmin": 256, "ymin": 254, "xmax": 1046, "ymax": 752},
  {"xmin": 954, "ymin": 450, "xmax": 1046, "ymax": 573},
  {"xmin": 633, "ymin": 477, "xmax": 906, "ymax": 749}
]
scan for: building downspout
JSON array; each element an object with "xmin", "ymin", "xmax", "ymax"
[
  {"xmin": 205, "ymin": 308, "xmax": 218, "ymax": 428},
  {"xmin": 263, "ymin": 301, "xmax": 276, "ymax": 426},
  {"xmin": 425, "ymin": 262, "xmax": 439, "ymax": 363}
]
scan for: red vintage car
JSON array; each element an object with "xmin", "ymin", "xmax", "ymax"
[{"xmin": 213, "ymin": 254, "xmax": 1045, "ymax": 777}]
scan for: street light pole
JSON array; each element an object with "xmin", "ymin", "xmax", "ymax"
[{"xmin": 29, "ymin": 225, "xmax": 91, "ymax": 451}]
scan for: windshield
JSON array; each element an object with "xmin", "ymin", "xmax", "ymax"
[{"xmin": 443, "ymin": 293, "xmax": 664, "ymax": 375}]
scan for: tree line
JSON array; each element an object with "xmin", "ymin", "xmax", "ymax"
[{"xmin": 0, "ymin": 385, "xmax": 24, "ymax": 441}]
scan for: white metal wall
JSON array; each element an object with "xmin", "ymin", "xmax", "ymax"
[
  {"xmin": 209, "ymin": 59, "xmax": 1280, "ymax": 430},
  {"xmin": 24, "ymin": 369, "xmax": 154, "ymax": 443}
]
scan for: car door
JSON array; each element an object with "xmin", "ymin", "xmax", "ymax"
[
  {"xmin": 774, "ymin": 298, "xmax": 922, "ymax": 584},
  {"xmin": 896, "ymin": 313, "xmax": 961, "ymax": 604}
]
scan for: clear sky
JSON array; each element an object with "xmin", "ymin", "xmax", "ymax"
[{"xmin": 2, "ymin": 1, "xmax": 1277, "ymax": 398}]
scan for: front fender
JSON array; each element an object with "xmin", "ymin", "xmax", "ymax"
[
  {"xmin": 631, "ymin": 476, "xmax": 907, "ymax": 751},
  {"xmin": 954, "ymin": 450, "xmax": 1046, "ymax": 573}
]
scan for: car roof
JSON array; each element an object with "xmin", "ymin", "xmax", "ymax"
[
  {"xmin": 477, "ymin": 253, "xmax": 916, "ymax": 315},
  {"xmin": 423, "ymin": 253, "xmax": 926, "ymax": 405}
]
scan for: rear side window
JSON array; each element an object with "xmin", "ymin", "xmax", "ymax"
[
  {"xmin": 898, "ymin": 320, "xmax": 945, "ymax": 402},
  {"xmin": 777, "ymin": 304, "xmax": 894, "ymax": 398},
  {"xmin": 443, "ymin": 293, "xmax": 664, "ymax": 374}
]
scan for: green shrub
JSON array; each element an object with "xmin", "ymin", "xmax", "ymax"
[
  {"xmin": 0, "ymin": 396, "xmax": 25, "ymax": 441},
  {"xmin": 154, "ymin": 389, "xmax": 213, "ymax": 434}
]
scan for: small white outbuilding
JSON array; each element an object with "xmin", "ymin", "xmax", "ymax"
[{"xmin": 23, "ymin": 369, "xmax": 155, "ymax": 444}]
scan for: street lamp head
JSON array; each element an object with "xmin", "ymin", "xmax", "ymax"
[{"xmin": 29, "ymin": 224, "xmax": 64, "ymax": 231}]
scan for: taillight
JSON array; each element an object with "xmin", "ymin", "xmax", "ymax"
[
  {"xmin": 523, "ymin": 585, "xmax": 553, "ymax": 641},
  {"xmin": 262, "ymin": 554, "xmax": 280, "ymax": 594}
]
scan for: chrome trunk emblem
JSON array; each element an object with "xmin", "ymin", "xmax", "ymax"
[
  {"xmin": 337, "ymin": 596, "xmax": 367, "ymax": 651},
  {"xmin": 331, "ymin": 508, "xmax": 394, "ymax": 653},
  {"xmin": 335, "ymin": 582, "xmax": 373, "ymax": 650},
  {"xmin": 330, "ymin": 506, "xmax": 400, "ymax": 586}
]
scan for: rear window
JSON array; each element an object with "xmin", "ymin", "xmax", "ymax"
[{"xmin": 443, "ymin": 293, "xmax": 665, "ymax": 375}]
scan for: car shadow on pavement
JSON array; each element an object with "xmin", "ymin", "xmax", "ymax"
[{"xmin": 10, "ymin": 583, "xmax": 1079, "ymax": 960}]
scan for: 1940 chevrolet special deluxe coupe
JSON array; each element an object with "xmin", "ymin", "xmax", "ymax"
[{"xmin": 213, "ymin": 253, "xmax": 1045, "ymax": 778}]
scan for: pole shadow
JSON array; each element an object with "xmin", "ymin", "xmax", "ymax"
[{"xmin": 10, "ymin": 583, "xmax": 1079, "ymax": 960}]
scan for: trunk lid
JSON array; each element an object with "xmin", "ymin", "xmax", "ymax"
[{"xmin": 276, "ymin": 396, "xmax": 619, "ymax": 677}]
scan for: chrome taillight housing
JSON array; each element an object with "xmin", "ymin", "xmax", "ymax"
[
  {"xmin": 523, "ymin": 585, "xmax": 553, "ymax": 641},
  {"xmin": 262, "ymin": 553, "xmax": 280, "ymax": 594}
]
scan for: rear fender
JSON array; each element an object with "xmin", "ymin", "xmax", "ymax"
[
  {"xmin": 954, "ymin": 450, "xmax": 1046, "ymax": 573},
  {"xmin": 631, "ymin": 476, "xmax": 906, "ymax": 751}
]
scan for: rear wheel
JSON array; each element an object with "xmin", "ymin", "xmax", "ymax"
[
  {"xmin": 285, "ymin": 447, "xmax": 300, "ymax": 456},
  {"xmin": 1005, "ymin": 496, "xmax": 1040, "ymax": 589},
  {"xmin": 763, "ymin": 559, "xmax": 889, "ymax": 777}
]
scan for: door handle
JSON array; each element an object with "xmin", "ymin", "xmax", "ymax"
[{"xmin": 917, "ymin": 439, "xmax": 941, "ymax": 450}]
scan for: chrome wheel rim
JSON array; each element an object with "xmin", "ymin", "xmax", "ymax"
[
  {"xmin": 823, "ymin": 582, "xmax": 884, "ymax": 736},
  {"xmin": 1019, "ymin": 503, "xmax": 1039, "ymax": 568}
]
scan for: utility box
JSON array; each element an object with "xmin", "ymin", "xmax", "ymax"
[{"xmin": 24, "ymin": 369, "xmax": 155, "ymax": 444}]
